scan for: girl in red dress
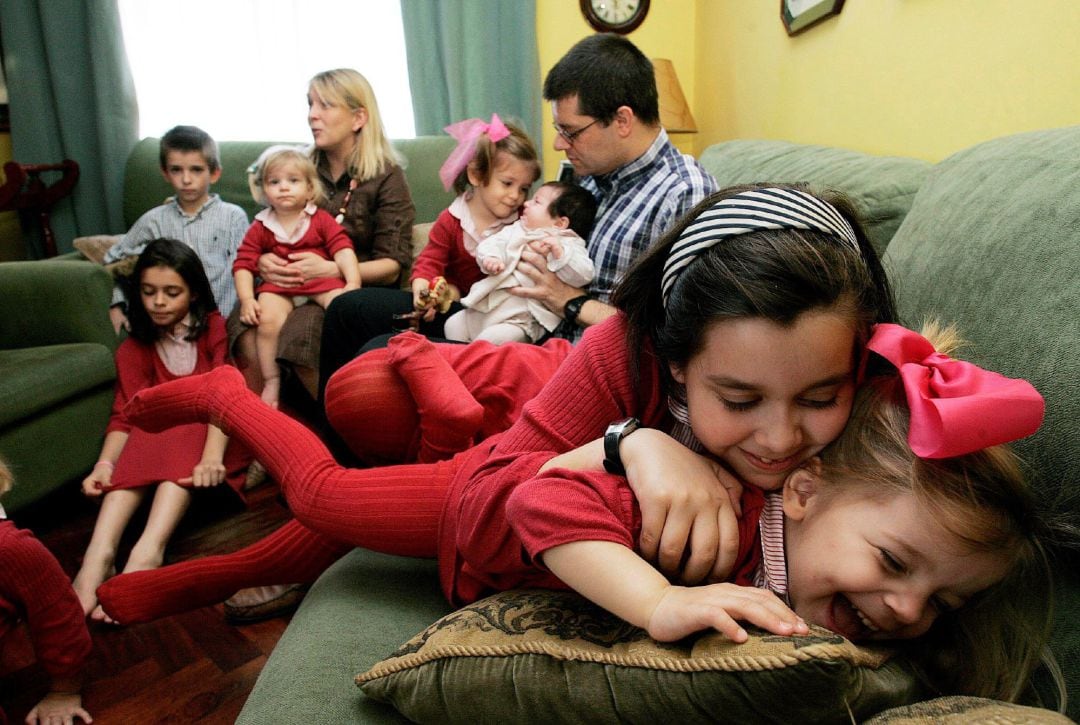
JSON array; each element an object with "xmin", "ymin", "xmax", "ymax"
[{"xmin": 73, "ymin": 239, "xmax": 249, "ymax": 622}]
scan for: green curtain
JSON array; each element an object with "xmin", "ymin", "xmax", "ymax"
[
  {"xmin": 401, "ymin": 0, "xmax": 541, "ymax": 155},
  {"xmin": 0, "ymin": 0, "xmax": 137, "ymax": 257}
]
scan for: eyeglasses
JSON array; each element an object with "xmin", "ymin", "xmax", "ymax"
[{"xmin": 553, "ymin": 119, "xmax": 599, "ymax": 145}]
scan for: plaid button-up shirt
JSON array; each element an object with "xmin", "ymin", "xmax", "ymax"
[{"xmin": 564, "ymin": 129, "xmax": 717, "ymax": 342}]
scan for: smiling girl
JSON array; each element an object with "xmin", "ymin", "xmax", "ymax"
[{"xmin": 73, "ymin": 239, "xmax": 249, "ymax": 621}]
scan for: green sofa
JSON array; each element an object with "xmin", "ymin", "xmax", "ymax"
[{"xmin": 236, "ymin": 127, "xmax": 1079, "ymax": 722}]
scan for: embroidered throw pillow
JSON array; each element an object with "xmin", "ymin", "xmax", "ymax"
[
  {"xmin": 357, "ymin": 589, "xmax": 924, "ymax": 724},
  {"xmin": 864, "ymin": 696, "xmax": 1069, "ymax": 724},
  {"xmin": 72, "ymin": 234, "xmax": 122, "ymax": 264}
]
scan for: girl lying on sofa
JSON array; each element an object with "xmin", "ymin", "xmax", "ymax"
[{"xmin": 96, "ymin": 186, "xmax": 1057, "ymax": 702}]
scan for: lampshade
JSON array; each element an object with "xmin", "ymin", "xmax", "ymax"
[{"xmin": 652, "ymin": 58, "xmax": 697, "ymax": 134}]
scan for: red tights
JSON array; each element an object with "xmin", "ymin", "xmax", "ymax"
[{"xmin": 96, "ymin": 366, "xmax": 457, "ymax": 624}]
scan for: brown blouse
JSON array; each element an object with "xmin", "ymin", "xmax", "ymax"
[{"xmin": 316, "ymin": 159, "xmax": 415, "ymax": 283}]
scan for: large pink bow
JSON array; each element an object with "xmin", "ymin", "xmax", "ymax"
[
  {"xmin": 438, "ymin": 114, "xmax": 511, "ymax": 192},
  {"xmin": 866, "ymin": 323, "xmax": 1045, "ymax": 458}
]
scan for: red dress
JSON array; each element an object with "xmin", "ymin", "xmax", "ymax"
[
  {"xmin": 232, "ymin": 208, "xmax": 353, "ymax": 296},
  {"xmin": 108, "ymin": 312, "xmax": 250, "ymax": 495},
  {"xmin": 0, "ymin": 520, "xmax": 91, "ymax": 721}
]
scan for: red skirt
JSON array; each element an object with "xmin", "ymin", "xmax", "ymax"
[{"xmin": 110, "ymin": 423, "xmax": 250, "ymax": 499}]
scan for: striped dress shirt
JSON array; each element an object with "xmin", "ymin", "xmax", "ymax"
[
  {"xmin": 105, "ymin": 194, "xmax": 249, "ymax": 315},
  {"xmin": 754, "ymin": 492, "xmax": 789, "ymax": 599}
]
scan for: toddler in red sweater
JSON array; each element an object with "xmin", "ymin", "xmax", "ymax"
[
  {"xmin": 0, "ymin": 459, "xmax": 92, "ymax": 724},
  {"xmin": 234, "ymin": 146, "xmax": 359, "ymax": 407}
]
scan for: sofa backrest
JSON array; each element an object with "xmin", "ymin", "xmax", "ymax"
[
  {"xmin": 884, "ymin": 125, "xmax": 1080, "ymax": 713},
  {"xmin": 123, "ymin": 136, "xmax": 457, "ymax": 229},
  {"xmin": 698, "ymin": 139, "xmax": 932, "ymax": 256}
]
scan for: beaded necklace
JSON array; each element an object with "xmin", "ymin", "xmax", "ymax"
[{"xmin": 335, "ymin": 178, "xmax": 358, "ymax": 224}]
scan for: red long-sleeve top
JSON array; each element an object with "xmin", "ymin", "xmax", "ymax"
[
  {"xmin": 107, "ymin": 312, "xmax": 228, "ymax": 435},
  {"xmin": 0, "ymin": 521, "xmax": 91, "ymax": 683},
  {"xmin": 437, "ymin": 314, "xmax": 764, "ymax": 606},
  {"xmin": 409, "ymin": 208, "xmax": 486, "ymax": 293}
]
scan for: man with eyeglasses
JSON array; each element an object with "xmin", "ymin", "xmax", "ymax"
[{"xmin": 512, "ymin": 33, "xmax": 717, "ymax": 342}]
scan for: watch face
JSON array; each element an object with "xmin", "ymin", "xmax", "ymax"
[{"xmin": 580, "ymin": 0, "xmax": 650, "ymax": 34}]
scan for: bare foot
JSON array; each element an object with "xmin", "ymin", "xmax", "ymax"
[
  {"xmin": 260, "ymin": 377, "xmax": 280, "ymax": 409},
  {"xmin": 225, "ymin": 584, "xmax": 294, "ymax": 607},
  {"xmin": 90, "ymin": 603, "xmax": 119, "ymax": 624},
  {"xmin": 122, "ymin": 544, "xmax": 165, "ymax": 575},
  {"xmin": 73, "ymin": 559, "xmax": 116, "ymax": 617}
]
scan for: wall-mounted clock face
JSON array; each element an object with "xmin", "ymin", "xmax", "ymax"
[{"xmin": 579, "ymin": 0, "xmax": 650, "ymax": 35}]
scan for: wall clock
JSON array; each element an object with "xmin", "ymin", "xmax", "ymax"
[{"xmin": 579, "ymin": 0, "xmax": 650, "ymax": 35}]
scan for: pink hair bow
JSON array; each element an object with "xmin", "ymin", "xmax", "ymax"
[
  {"xmin": 867, "ymin": 323, "xmax": 1045, "ymax": 458},
  {"xmin": 438, "ymin": 114, "xmax": 511, "ymax": 192}
]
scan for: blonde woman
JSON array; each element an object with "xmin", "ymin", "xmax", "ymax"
[{"xmin": 230, "ymin": 68, "xmax": 415, "ymax": 400}]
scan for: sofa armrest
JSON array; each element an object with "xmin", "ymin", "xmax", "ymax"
[{"xmin": 0, "ymin": 260, "xmax": 116, "ymax": 351}]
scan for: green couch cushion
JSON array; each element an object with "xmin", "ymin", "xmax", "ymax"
[
  {"xmin": 124, "ymin": 136, "xmax": 457, "ymax": 228},
  {"xmin": 236, "ymin": 548, "xmax": 449, "ymax": 724},
  {"xmin": 0, "ymin": 344, "xmax": 115, "ymax": 427},
  {"xmin": 698, "ymin": 139, "xmax": 931, "ymax": 255},
  {"xmin": 357, "ymin": 589, "xmax": 922, "ymax": 724},
  {"xmin": 883, "ymin": 124, "xmax": 1080, "ymax": 717},
  {"xmin": 0, "ymin": 387, "xmax": 114, "ymax": 513},
  {"xmin": 884, "ymin": 125, "xmax": 1079, "ymax": 499}
]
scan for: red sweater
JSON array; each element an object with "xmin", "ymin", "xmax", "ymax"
[
  {"xmin": 438, "ymin": 315, "xmax": 764, "ymax": 605},
  {"xmin": 108, "ymin": 313, "xmax": 228, "ymax": 435},
  {"xmin": 0, "ymin": 521, "xmax": 91, "ymax": 682},
  {"xmin": 233, "ymin": 208, "xmax": 353, "ymax": 296},
  {"xmin": 409, "ymin": 208, "xmax": 485, "ymax": 293}
]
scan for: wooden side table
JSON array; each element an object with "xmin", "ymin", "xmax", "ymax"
[{"xmin": 0, "ymin": 160, "xmax": 80, "ymax": 257}]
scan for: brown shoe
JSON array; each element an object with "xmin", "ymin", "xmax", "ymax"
[
  {"xmin": 243, "ymin": 460, "xmax": 268, "ymax": 491},
  {"xmin": 223, "ymin": 583, "xmax": 309, "ymax": 624}
]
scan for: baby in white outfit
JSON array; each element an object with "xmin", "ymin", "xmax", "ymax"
[{"xmin": 445, "ymin": 181, "xmax": 597, "ymax": 344}]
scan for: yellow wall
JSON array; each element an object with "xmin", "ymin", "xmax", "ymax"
[
  {"xmin": 536, "ymin": 1, "xmax": 1080, "ymax": 167},
  {"xmin": 695, "ymin": 1, "xmax": 1080, "ymax": 161},
  {"xmin": 536, "ymin": 0, "xmax": 699, "ymax": 181}
]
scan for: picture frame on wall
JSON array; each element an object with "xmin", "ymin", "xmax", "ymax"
[{"xmin": 781, "ymin": 0, "xmax": 845, "ymax": 36}]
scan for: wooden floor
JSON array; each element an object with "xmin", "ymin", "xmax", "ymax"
[{"xmin": 0, "ymin": 478, "xmax": 295, "ymax": 723}]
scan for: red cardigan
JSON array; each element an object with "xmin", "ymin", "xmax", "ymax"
[
  {"xmin": 0, "ymin": 521, "xmax": 91, "ymax": 682},
  {"xmin": 437, "ymin": 315, "xmax": 764, "ymax": 605},
  {"xmin": 409, "ymin": 208, "xmax": 486, "ymax": 293},
  {"xmin": 108, "ymin": 313, "xmax": 228, "ymax": 435}
]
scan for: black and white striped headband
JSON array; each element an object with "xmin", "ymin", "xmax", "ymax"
[{"xmin": 660, "ymin": 187, "xmax": 860, "ymax": 306}]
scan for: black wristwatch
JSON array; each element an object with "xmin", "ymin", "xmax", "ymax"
[
  {"xmin": 562, "ymin": 294, "xmax": 593, "ymax": 327},
  {"xmin": 603, "ymin": 417, "xmax": 641, "ymax": 475}
]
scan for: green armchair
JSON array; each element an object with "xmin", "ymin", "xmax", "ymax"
[{"xmin": 0, "ymin": 259, "xmax": 116, "ymax": 512}]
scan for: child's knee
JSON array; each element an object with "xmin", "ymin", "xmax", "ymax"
[
  {"xmin": 316, "ymin": 288, "xmax": 344, "ymax": 308},
  {"xmin": 256, "ymin": 297, "xmax": 291, "ymax": 332}
]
